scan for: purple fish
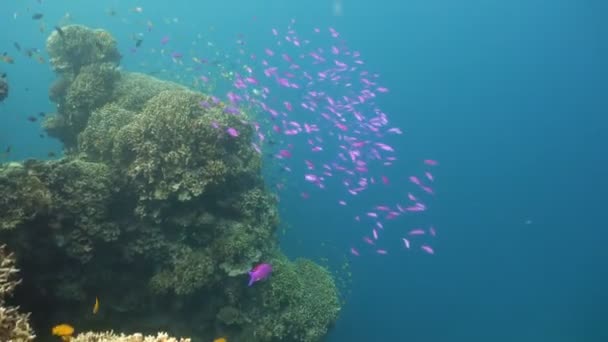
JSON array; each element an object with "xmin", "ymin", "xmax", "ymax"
[
  {"xmin": 248, "ymin": 263, "xmax": 272, "ymax": 286},
  {"xmin": 226, "ymin": 127, "xmax": 239, "ymax": 137}
]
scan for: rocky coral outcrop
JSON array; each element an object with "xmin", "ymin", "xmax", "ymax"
[{"xmin": 0, "ymin": 25, "xmax": 341, "ymax": 342}]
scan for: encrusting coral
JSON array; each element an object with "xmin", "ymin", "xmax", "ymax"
[{"xmin": 0, "ymin": 24, "xmax": 341, "ymax": 342}]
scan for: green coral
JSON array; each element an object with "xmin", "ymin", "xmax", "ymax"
[
  {"xmin": 0, "ymin": 162, "xmax": 52, "ymax": 231},
  {"xmin": 78, "ymin": 103, "xmax": 136, "ymax": 161},
  {"xmin": 250, "ymin": 256, "xmax": 341, "ymax": 342},
  {"xmin": 150, "ymin": 245, "xmax": 216, "ymax": 295},
  {"xmin": 112, "ymin": 72, "xmax": 188, "ymax": 112},
  {"xmin": 49, "ymin": 62, "xmax": 120, "ymax": 147},
  {"xmin": 113, "ymin": 89, "xmax": 257, "ymax": 219},
  {"xmin": 46, "ymin": 159, "xmax": 121, "ymax": 263},
  {"xmin": 46, "ymin": 24, "xmax": 121, "ymax": 74}
]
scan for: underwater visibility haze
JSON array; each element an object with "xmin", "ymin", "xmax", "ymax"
[{"xmin": 0, "ymin": 0, "xmax": 607, "ymax": 342}]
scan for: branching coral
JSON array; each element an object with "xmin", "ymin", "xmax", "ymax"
[
  {"xmin": 71, "ymin": 331, "xmax": 190, "ymax": 342},
  {"xmin": 0, "ymin": 245, "xmax": 35, "ymax": 341}
]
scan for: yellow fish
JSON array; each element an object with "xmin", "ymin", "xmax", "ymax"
[
  {"xmin": 213, "ymin": 338, "xmax": 227, "ymax": 342},
  {"xmin": 52, "ymin": 324, "xmax": 74, "ymax": 341},
  {"xmin": 92, "ymin": 297, "xmax": 99, "ymax": 314}
]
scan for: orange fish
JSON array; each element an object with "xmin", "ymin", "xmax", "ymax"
[{"xmin": 52, "ymin": 323, "xmax": 74, "ymax": 341}]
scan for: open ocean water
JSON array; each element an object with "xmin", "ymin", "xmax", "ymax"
[{"xmin": 1, "ymin": 0, "xmax": 607, "ymax": 341}]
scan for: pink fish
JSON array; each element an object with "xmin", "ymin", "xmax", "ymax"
[
  {"xmin": 248, "ymin": 263, "xmax": 273, "ymax": 286},
  {"xmin": 421, "ymin": 245, "xmax": 434, "ymax": 255},
  {"xmin": 226, "ymin": 127, "xmax": 239, "ymax": 137},
  {"xmin": 350, "ymin": 247, "xmax": 360, "ymax": 256}
]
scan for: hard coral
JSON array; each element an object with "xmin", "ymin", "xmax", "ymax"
[
  {"xmin": 78, "ymin": 103, "xmax": 136, "ymax": 161},
  {"xmin": 47, "ymin": 159, "xmax": 121, "ymax": 263},
  {"xmin": 112, "ymin": 73, "xmax": 187, "ymax": 112},
  {"xmin": 0, "ymin": 162, "xmax": 52, "ymax": 231},
  {"xmin": 46, "ymin": 25, "xmax": 121, "ymax": 74},
  {"xmin": 0, "ymin": 245, "xmax": 35, "ymax": 341},
  {"xmin": 113, "ymin": 89, "xmax": 257, "ymax": 219},
  {"xmin": 149, "ymin": 244, "xmax": 216, "ymax": 296},
  {"xmin": 250, "ymin": 256, "xmax": 341, "ymax": 342},
  {"xmin": 71, "ymin": 331, "xmax": 190, "ymax": 342}
]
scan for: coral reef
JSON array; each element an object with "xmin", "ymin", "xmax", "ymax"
[
  {"xmin": 44, "ymin": 25, "xmax": 122, "ymax": 149},
  {"xmin": 0, "ymin": 245, "xmax": 35, "ymax": 341},
  {"xmin": 0, "ymin": 25, "xmax": 341, "ymax": 342},
  {"xmin": 71, "ymin": 332, "xmax": 190, "ymax": 342}
]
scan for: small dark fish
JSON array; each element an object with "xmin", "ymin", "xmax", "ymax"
[
  {"xmin": 1, "ymin": 73, "xmax": 6, "ymax": 78},
  {"xmin": 38, "ymin": 111, "xmax": 46, "ymax": 117},
  {"xmin": 13, "ymin": 42, "xmax": 21, "ymax": 52},
  {"xmin": 5, "ymin": 145, "xmax": 11, "ymax": 153},
  {"xmin": 48, "ymin": 151, "xmax": 56, "ymax": 157},
  {"xmin": 55, "ymin": 26, "xmax": 65, "ymax": 37},
  {"xmin": 32, "ymin": 13, "xmax": 44, "ymax": 20},
  {"xmin": 135, "ymin": 39, "xmax": 143, "ymax": 47},
  {"xmin": 39, "ymin": 134, "xmax": 45, "ymax": 138},
  {"xmin": 27, "ymin": 116, "xmax": 37, "ymax": 122}
]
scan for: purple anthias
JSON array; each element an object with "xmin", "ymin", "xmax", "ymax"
[{"xmin": 248, "ymin": 263, "xmax": 272, "ymax": 286}]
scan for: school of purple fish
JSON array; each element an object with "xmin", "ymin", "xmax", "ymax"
[
  {"xmin": 162, "ymin": 19, "xmax": 440, "ymax": 258},
  {"xmin": 8, "ymin": 5, "xmax": 439, "ymax": 259}
]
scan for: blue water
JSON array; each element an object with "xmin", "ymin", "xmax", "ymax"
[{"xmin": 1, "ymin": 0, "xmax": 607, "ymax": 341}]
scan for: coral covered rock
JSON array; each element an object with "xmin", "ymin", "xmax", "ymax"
[{"xmin": 0, "ymin": 25, "xmax": 341, "ymax": 342}]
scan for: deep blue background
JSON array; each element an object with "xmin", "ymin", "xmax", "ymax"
[{"xmin": 1, "ymin": 1, "xmax": 606, "ymax": 341}]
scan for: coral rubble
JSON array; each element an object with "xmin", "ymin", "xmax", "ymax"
[{"xmin": 0, "ymin": 25, "xmax": 340, "ymax": 342}]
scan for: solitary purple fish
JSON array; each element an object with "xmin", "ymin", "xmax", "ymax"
[
  {"xmin": 226, "ymin": 127, "xmax": 239, "ymax": 137},
  {"xmin": 248, "ymin": 263, "xmax": 272, "ymax": 286}
]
